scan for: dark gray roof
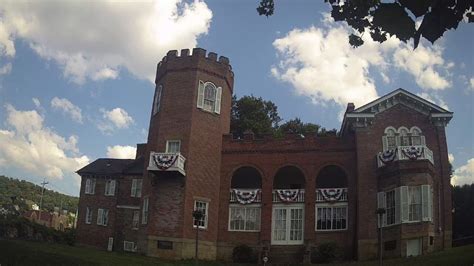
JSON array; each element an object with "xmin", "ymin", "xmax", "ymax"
[
  {"xmin": 123, "ymin": 156, "xmax": 144, "ymax": 175},
  {"xmin": 77, "ymin": 158, "xmax": 138, "ymax": 175}
]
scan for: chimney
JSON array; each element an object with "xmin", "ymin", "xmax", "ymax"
[{"xmin": 136, "ymin": 143, "xmax": 147, "ymax": 159}]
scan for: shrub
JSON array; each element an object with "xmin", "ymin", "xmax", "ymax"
[
  {"xmin": 311, "ymin": 242, "xmax": 339, "ymax": 263},
  {"xmin": 232, "ymin": 244, "xmax": 257, "ymax": 263}
]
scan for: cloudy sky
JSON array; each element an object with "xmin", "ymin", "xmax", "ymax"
[{"xmin": 0, "ymin": 0, "xmax": 473, "ymax": 196}]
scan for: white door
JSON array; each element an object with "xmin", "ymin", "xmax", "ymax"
[
  {"xmin": 272, "ymin": 206, "xmax": 304, "ymax": 245},
  {"xmin": 406, "ymin": 238, "xmax": 421, "ymax": 257}
]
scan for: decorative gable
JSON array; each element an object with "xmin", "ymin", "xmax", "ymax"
[{"xmin": 341, "ymin": 88, "xmax": 453, "ymax": 135}]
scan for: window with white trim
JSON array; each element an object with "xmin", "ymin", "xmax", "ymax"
[
  {"xmin": 193, "ymin": 200, "xmax": 208, "ymax": 229},
  {"xmin": 408, "ymin": 186, "xmax": 422, "ymax": 221},
  {"xmin": 104, "ymin": 179, "xmax": 116, "ymax": 196},
  {"xmin": 382, "ymin": 126, "xmax": 426, "ymax": 151},
  {"xmin": 132, "ymin": 211, "xmax": 140, "ymax": 230},
  {"xmin": 166, "ymin": 140, "xmax": 181, "ymax": 153},
  {"xmin": 152, "ymin": 85, "xmax": 162, "ymax": 116},
  {"xmin": 85, "ymin": 178, "xmax": 96, "ymax": 194},
  {"xmin": 378, "ymin": 185, "xmax": 432, "ymax": 227},
  {"xmin": 229, "ymin": 206, "xmax": 261, "ymax": 231},
  {"xmin": 131, "ymin": 179, "xmax": 142, "ymax": 198},
  {"xmin": 315, "ymin": 204, "xmax": 348, "ymax": 231},
  {"xmin": 97, "ymin": 208, "xmax": 109, "ymax": 226},
  {"xmin": 196, "ymin": 81, "xmax": 222, "ymax": 114},
  {"xmin": 85, "ymin": 207, "xmax": 92, "ymax": 224},
  {"xmin": 142, "ymin": 197, "xmax": 149, "ymax": 224},
  {"xmin": 123, "ymin": 241, "xmax": 137, "ymax": 252}
]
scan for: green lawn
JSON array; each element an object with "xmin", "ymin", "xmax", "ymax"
[{"xmin": 0, "ymin": 239, "xmax": 473, "ymax": 266}]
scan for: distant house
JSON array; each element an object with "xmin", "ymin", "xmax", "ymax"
[{"xmin": 23, "ymin": 210, "xmax": 70, "ymax": 231}]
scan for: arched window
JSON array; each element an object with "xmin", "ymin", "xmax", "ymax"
[
  {"xmin": 382, "ymin": 126, "xmax": 426, "ymax": 151},
  {"xmin": 410, "ymin": 127, "xmax": 423, "ymax": 146},
  {"xmin": 384, "ymin": 127, "xmax": 397, "ymax": 150},
  {"xmin": 152, "ymin": 85, "xmax": 162, "ymax": 116},
  {"xmin": 197, "ymin": 81, "xmax": 222, "ymax": 114},
  {"xmin": 229, "ymin": 167, "xmax": 262, "ymax": 232},
  {"xmin": 315, "ymin": 165, "xmax": 348, "ymax": 231},
  {"xmin": 398, "ymin": 127, "xmax": 410, "ymax": 146}
]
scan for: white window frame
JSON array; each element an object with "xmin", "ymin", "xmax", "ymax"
[
  {"xmin": 193, "ymin": 200, "xmax": 209, "ymax": 229},
  {"xmin": 131, "ymin": 179, "xmax": 142, "ymax": 198},
  {"xmin": 152, "ymin": 84, "xmax": 163, "ymax": 116},
  {"xmin": 104, "ymin": 179, "xmax": 116, "ymax": 196},
  {"xmin": 85, "ymin": 178, "xmax": 96, "ymax": 195},
  {"xmin": 123, "ymin": 241, "xmax": 137, "ymax": 252},
  {"xmin": 85, "ymin": 207, "xmax": 92, "ymax": 224},
  {"xmin": 196, "ymin": 80, "xmax": 222, "ymax": 114},
  {"xmin": 408, "ymin": 186, "xmax": 422, "ymax": 222},
  {"xmin": 132, "ymin": 210, "xmax": 140, "ymax": 230},
  {"xmin": 386, "ymin": 190, "xmax": 396, "ymax": 226},
  {"xmin": 166, "ymin": 140, "xmax": 181, "ymax": 153},
  {"xmin": 382, "ymin": 126, "xmax": 426, "ymax": 151},
  {"xmin": 97, "ymin": 208, "xmax": 109, "ymax": 226},
  {"xmin": 228, "ymin": 204, "xmax": 261, "ymax": 232},
  {"xmin": 142, "ymin": 197, "xmax": 149, "ymax": 224},
  {"xmin": 315, "ymin": 202, "xmax": 348, "ymax": 231}
]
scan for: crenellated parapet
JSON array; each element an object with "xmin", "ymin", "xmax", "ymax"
[{"xmin": 156, "ymin": 48, "xmax": 234, "ymax": 90}]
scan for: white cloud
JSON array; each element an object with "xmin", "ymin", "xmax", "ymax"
[
  {"xmin": 0, "ymin": 104, "xmax": 89, "ymax": 183},
  {"xmin": 0, "ymin": 62, "xmax": 12, "ymax": 75},
  {"xmin": 393, "ymin": 45, "xmax": 451, "ymax": 90},
  {"xmin": 448, "ymin": 153, "xmax": 455, "ymax": 164},
  {"xmin": 106, "ymin": 145, "xmax": 136, "ymax": 159},
  {"xmin": 452, "ymin": 158, "xmax": 474, "ymax": 186},
  {"xmin": 51, "ymin": 97, "xmax": 83, "ymax": 123},
  {"xmin": 98, "ymin": 107, "xmax": 134, "ymax": 134},
  {"xmin": 0, "ymin": 0, "xmax": 212, "ymax": 84},
  {"xmin": 470, "ymin": 77, "xmax": 474, "ymax": 90},
  {"xmin": 271, "ymin": 16, "xmax": 452, "ymax": 111},
  {"xmin": 416, "ymin": 92, "xmax": 449, "ymax": 110}
]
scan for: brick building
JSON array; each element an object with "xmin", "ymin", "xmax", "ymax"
[{"xmin": 76, "ymin": 48, "xmax": 453, "ymax": 262}]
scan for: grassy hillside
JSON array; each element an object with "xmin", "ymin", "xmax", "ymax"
[{"xmin": 0, "ymin": 175, "xmax": 78, "ymax": 213}]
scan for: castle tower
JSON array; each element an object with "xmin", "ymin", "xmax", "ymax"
[{"xmin": 140, "ymin": 48, "xmax": 234, "ymax": 259}]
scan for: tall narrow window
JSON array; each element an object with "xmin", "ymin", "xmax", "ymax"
[
  {"xmin": 132, "ymin": 211, "xmax": 140, "ymax": 230},
  {"xmin": 152, "ymin": 85, "xmax": 163, "ymax": 115},
  {"xmin": 85, "ymin": 207, "xmax": 92, "ymax": 224},
  {"xmin": 197, "ymin": 81, "xmax": 222, "ymax": 114},
  {"xmin": 131, "ymin": 179, "xmax": 142, "ymax": 198},
  {"xmin": 97, "ymin": 208, "xmax": 109, "ymax": 226},
  {"xmin": 193, "ymin": 200, "xmax": 208, "ymax": 229},
  {"xmin": 166, "ymin": 140, "xmax": 181, "ymax": 153},
  {"xmin": 399, "ymin": 128, "xmax": 410, "ymax": 146},
  {"xmin": 386, "ymin": 191, "xmax": 395, "ymax": 225},
  {"xmin": 408, "ymin": 186, "xmax": 422, "ymax": 221},
  {"xmin": 104, "ymin": 179, "xmax": 116, "ymax": 196},
  {"xmin": 85, "ymin": 178, "xmax": 96, "ymax": 194},
  {"xmin": 142, "ymin": 197, "xmax": 149, "ymax": 224},
  {"xmin": 410, "ymin": 127, "xmax": 423, "ymax": 146}
]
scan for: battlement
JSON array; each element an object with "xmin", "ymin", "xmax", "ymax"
[{"xmin": 157, "ymin": 48, "xmax": 231, "ymax": 69}]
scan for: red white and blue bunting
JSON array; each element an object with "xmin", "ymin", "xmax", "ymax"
[
  {"xmin": 401, "ymin": 146, "xmax": 424, "ymax": 160},
  {"xmin": 152, "ymin": 154, "xmax": 178, "ymax": 170},
  {"xmin": 320, "ymin": 188, "xmax": 345, "ymax": 202},
  {"xmin": 232, "ymin": 189, "xmax": 260, "ymax": 205},
  {"xmin": 276, "ymin": 189, "xmax": 300, "ymax": 202},
  {"xmin": 378, "ymin": 149, "xmax": 397, "ymax": 165}
]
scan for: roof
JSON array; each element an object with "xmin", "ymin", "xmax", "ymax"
[
  {"xmin": 123, "ymin": 156, "xmax": 144, "ymax": 175},
  {"xmin": 340, "ymin": 88, "xmax": 453, "ymax": 135},
  {"xmin": 24, "ymin": 210, "xmax": 52, "ymax": 222},
  {"xmin": 76, "ymin": 158, "xmax": 137, "ymax": 175}
]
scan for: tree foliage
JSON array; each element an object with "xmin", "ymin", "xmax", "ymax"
[
  {"xmin": 257, "ymin": 0, "xmax": 473, "ymax": 48},
  {"xmin": 452, "ymin": 184, "xmax": 474, "ymax": 240},
  {"xmin": 0, "ymin": 175, "xmax": 78, "ymax": 213},
  {"xmin": 230, "ymin": 95, "xmax": 337, "ymax": 138}
]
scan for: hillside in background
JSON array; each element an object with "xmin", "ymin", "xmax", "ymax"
[{"xmin": 0, "ymin": 175, "xmax": 78, "ymax": 213}]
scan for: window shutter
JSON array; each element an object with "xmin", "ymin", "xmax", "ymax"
[
  {"xmin": 104, "ymin": 180, "xmax": 108, "ymax": 195},
  {"xmin": 395, "ymin": 187, "xmax": 401, "ymax": 224},
  {"xmin": 422, "ymin": 185, "xmax": 432, "ymax": 221},
  {"xmin": 97, "ymin": 209, "xmax": 103, "ymax": 225},
  {"xmin": 382, "ymin": 136, "xmax": 388, "ymax": 151},
  {"xmin": 215, "ymin": 87, "xmax": 222, "ymax": 114},
  {"xmin": 401, "ymin": 186, "xmax": 409, "ymax": 222},
  {"xmin": 197, "ymin": 81, "xmax": 204, "ymax": 109},
  {"xmin": 377, "ymin": 192, "xmax": 386, "ymax": 227},
  {"xmin": 131, "ymin": 179, "xmax": 137, "ymax": 197},
  {"xmin": 92, "ymin": 179, "xmax": 96, "ymax": 194},
  {"xmin": 421, "ymin": 136, "xmax": 426, "ymax": 146},
  {"xmin": 86, "ymin": 207, "xmax": 90, "ymax": 223}
]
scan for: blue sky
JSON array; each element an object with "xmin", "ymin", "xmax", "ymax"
[{"xmin": 0, "ymin": 1, "xmax": 473, "ymax": 196}]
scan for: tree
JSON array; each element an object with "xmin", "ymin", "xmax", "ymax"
[
  {"xmin": 257, "ymin": 0, "xmax": 473, "ymax": 48},
  {"xmin": 278, "ymin": 118, "xmax": 320, "ymax": 136},
  {"xmin": 231, "ymin": 95, "xmax": 282, "ymax": 138}
]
